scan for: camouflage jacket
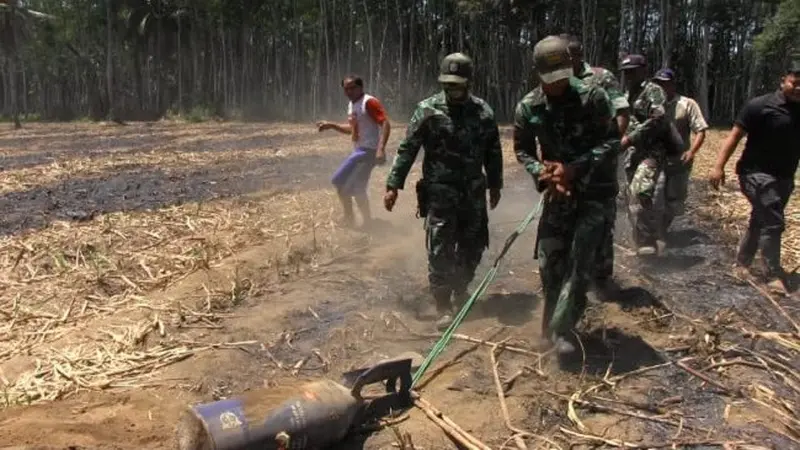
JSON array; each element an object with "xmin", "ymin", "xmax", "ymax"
[
  {"xmin": 386, "ymin": 92, "xmax": 503, "ymax": 193},
  {"xmin": 513, "ymin": 77, "xmax": 620, "ymax": 198},
  {"xmin": 575, "ymin": 62, "xmax": 630, "ymax": 116},
  {"xmin": 624, "ymin": 80, "xmax": 671, "ymax": 155}
]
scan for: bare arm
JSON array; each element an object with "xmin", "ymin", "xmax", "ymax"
[
  {"xmin": 378, "ymin": 121, "xmax": 391, "ymax": 151},
  {"xmin": 690, "ymin": 130, "xmax": 706, "ymax": 155},
  {"xmin": 714, "ymin": 125, "xmax": 745, "ymax": 171},
  {"xmin": 326, "ymin": 122, "xmax": 353, "ymax": 135},
  {"xmin": 684, "ymin": 99, "xmax": 709, "ymax": 160},
  {"xmin": 710, "ymin": 97, "xmax": 755, "ymax": 190},
  {"xmin": 708, "ymin": 125, "xmax": 745, "ymax": 190}
]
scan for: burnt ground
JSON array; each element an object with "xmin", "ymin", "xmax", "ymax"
[{"xmin": 0, "ymin": 124, "xmax": 797, "ymax": 449}]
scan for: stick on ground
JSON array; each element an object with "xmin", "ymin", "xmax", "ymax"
[
  {"xmin": 489, "ymin": 344, "xmax": 561, "ymax": 450},
  {"xmin": 411, "ymin": 392, "xmax": 491, "ymax": 450}
]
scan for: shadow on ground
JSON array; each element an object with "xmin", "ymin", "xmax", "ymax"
[
  {"xmin": 613, "ymin": 286, "xmax": 659, "ymax": 310},
  {"xmin": 638, "ymin": 252, "xmax": 707, "ymax": 273},
  {"xmin": 599, "ymin": 282, "xmax": 665, "ymax": 313},
  {"xmin": 666, "ymin": 228, "xmax": 712, "ymax": 249},
  {"xmin": 558, "ymin": 327, "xmax": 664, "ymax": 376},
  {"xmin": 471, "ymin": 292, "xmax": 538, "ymax": 326}
]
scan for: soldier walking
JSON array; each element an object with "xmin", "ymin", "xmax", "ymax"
[
  {"xmin": 562, "ymin": 34, "xmax": 630, "ymax": 296},
  {"xmin": 709, "ymin": 61, "xmax": 800, "ymax": 296},
  {"xmin": 619, "ymin": 55, "xmax": 681, "ymax": 256},
  {"xmin": 652, "ymin": 68, "xmax": 709, "ymax": 231},
  {"xmin": 384, "ymin": 53, "xmax": 504, "ymax": 329},
  {"xmin": 514, "ymin": 36, "xmax": 620, "ymax": 353}
]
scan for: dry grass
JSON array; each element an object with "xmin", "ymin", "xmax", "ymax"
[
  {"xmin": 0, "ymin": 121, "xmax": 353, "ymax": 406},
  {"xmin": 691, "ymin": 129, "xmax": 800, "ymax": 270}
]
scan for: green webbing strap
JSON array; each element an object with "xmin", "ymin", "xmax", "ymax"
[{"xmin": 411, "ymin": 195, "xmax": 546, "ymax": 387}]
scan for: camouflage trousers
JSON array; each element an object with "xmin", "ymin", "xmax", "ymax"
[
  {"xmin": 663, "ymin": 155, "xmax": 692, "ymax": 230},
  {"xmin": 622, "ymin": 148, "xmax": 667, "ymax": 248},
  {"xmin": 424, "ymin": 187, "xmax": 489, "ymax": 310},
  {"xmin": 593, "ymin": 201, "xmax": 616, "ymax": 281},
  {"xmin": 537, "ymin": 195, "xmax": 616, "ymax": 337}
]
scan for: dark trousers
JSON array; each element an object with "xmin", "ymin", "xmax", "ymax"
[
  {"xmin": 737, "ymin": 172, "xmax": 794, "ymax": 278},
  {"xmin": 424, "ymin": 197, "xmax": 489, "ymax": 310}
]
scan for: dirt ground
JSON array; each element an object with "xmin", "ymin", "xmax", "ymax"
[{"xmin": 0, "ymin": 122, "xmax": 798, "ymax": 450}]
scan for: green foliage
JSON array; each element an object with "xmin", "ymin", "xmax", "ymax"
[{"xmin": 754, "ymin": 0, "xmax": 800, "ymax": 59}]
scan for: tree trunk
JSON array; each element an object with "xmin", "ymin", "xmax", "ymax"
[{"xmin": 105, "ymin": 0, "xmax": 116, "ymax": 121}]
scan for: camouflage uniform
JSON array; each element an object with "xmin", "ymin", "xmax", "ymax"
[
  {"xmin": 514, "ymin": 37, "xmax": 620, "ymax": 341},
  {"xmin": 386, "ymin": 53, "xmax": 503, "ymax": 319},
  {"xmin": 622, "ymin": 79, "xmax": 673, "ymax": 251},
  {"xmin": 575, "ymin": 61, "xmax": 629, "ymax": 281}
]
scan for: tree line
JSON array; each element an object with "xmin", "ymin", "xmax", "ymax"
[{"xmin": 0, "ymin": 0, "xmax": 798, "ymax": 127}]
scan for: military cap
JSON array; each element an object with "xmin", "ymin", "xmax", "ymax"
[
  {"xmin": 438, "ymin": 53, "xmax": 473, "ymax": 84},
  {"xmin": 620, "ymin": 54, "xmax": 647, "ymax": 70},
  {"xmin": 653, "ymin": 68, "xmax": 675, "ymax": 81},
  {"xmin": 533, "ymin": 36, "xmax": 573, "ymax": 84}
]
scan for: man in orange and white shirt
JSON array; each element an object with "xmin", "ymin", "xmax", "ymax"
[{"xmin": 317, "ymin": 75, "xmax": 391, "ymax": 227}]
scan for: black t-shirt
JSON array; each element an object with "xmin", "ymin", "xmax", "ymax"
[{"xmin": 734, "ymin": 91, "xmax": 800, "ymax": 179}]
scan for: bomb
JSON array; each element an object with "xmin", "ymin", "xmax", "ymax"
[{"xmin": 175, "ymin": 351, "xmax": 422, "ymax": 450}]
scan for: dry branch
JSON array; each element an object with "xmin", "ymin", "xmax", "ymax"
[
  {"xmin": 559, "ymin": 427, "xmax": 745, "ymax": 449},
  {"xmin": 489, "ymin": 344, "xmax": 561, "ymax": 450},
  {"xmin": 411, "ymin": 392, "xmax": 492, "ymax": 450},
  {"xmin": 543, "ymin": 390, "xmax": 704, "ymax": 432},
  {"xmin": 675, "ymin": 358, "xmax": 737, "ymax": 395},
  {"xmin": 744, "ymin": 279, "xmax": 800, "ymax": 333}
]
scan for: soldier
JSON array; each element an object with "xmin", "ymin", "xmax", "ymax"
[
  {"xmin": 384, "ymin": 52, "xmax": 504, "ymax": 330},
  {"xmin": 561, "ymin": 33, "xmax": 630, "ymax": 296},
  {"xmin": 709, "ymin": 61, "xmax": 800, "ymax": 296},
  {"xmin": 619, "ymin": 55, "xmax": 682, "ymax": 256},
  {"xmin": 514, "ymin": 36, "xmax": 620, "ymax": 353},
  {"xmin": 652, "ymin": 68, "xmax": 709, "ymax": 231},
  {"xmin": 561, "ymin": 34, "xmax": 630, "ymax": 134}
]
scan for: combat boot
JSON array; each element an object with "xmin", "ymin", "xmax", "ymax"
[
  {"xmin": 538, "ymin": 332, "xmax": 576, "ymax": 355},
  {"xmin": 432, "ymin": 290, "xmax": 453, "ymax": 331},
  {"xmin": 551, "ymin": 333, "xmax": 576, "ymax": 355},
  {"xmin": 655, "ymin": 239, "xmax": 667, "ymax": 256},
  {"xmin": 765, "ymin": 268, "xmax": 789, "ymax": 297},
  {"xmin": 766, "ymin": 278, "xmax": 789, "ymax": 296},
  {"xmin": 731, "ymin": 263, "xmax": 754, "ymax": 284},
  {"xmin": 636, "ymin": 245, "xmax": 657, "ymax": 256}
]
